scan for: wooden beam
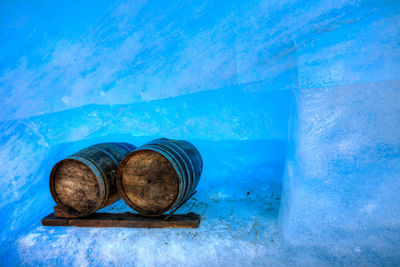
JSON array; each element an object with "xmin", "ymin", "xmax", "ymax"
[{"xmin": 41, "ymin": 212, "xmax": 200, "ymax": 228}]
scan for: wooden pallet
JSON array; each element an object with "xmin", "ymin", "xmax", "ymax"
[{"xmin": 42, "ymin": 210, "xmax": 200, "ymax": 228}]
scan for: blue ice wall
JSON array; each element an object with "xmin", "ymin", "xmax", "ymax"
[
  {"xmin": 279, "ymin": 0, "xmax": 400, "ymax": 265},
  {"xmin": 0, "ymin": 0, "xmax": 399, "ymax": 265}
]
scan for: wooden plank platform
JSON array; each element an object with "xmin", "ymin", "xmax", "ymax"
[{"xmin": 41, "ymin": 212, "xmax": 200, "ymax": 228}]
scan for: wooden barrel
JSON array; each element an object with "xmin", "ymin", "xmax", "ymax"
[
  {"xmin": 49, "ymin": 142, "xmax": 136, "ymax": 217},
  {"xmin": 117, "ymin": 138, "xmax": 203, "ymax": 216}
]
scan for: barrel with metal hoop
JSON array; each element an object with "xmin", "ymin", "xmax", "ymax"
[
  {"xmin": 117, "ymin": 138, "xmax": 203, "ymax": 216},
  {"xmin": 49, "ymin": 142, "xmax": 136, "ymax": 217}
]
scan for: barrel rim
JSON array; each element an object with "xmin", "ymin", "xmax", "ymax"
[
  {"xmin": 116, "ymin": 148, "xmax": 182, "ymax": 216},
  {"xmin": 49, "ymin": 158, "xmax": 105, "ymax": 217}
]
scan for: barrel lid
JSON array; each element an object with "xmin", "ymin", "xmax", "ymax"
[
  {"xmin": 117, "ymin": 149, "xmax": 180, "ymax": 216},
  {"xmin": 49, "ymin": 158, "xmax": 103, "ymax": 216}
]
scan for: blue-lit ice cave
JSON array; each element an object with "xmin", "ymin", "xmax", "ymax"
[{"xmin": 1, "ymin": 0, "xmax": 399, "ymax": 266}]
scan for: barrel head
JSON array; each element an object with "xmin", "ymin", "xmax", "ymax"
[
  {"xmin": 50, "ymin": 159, "xmax": 100, "ymax": 214},
  {"xmin": 118, "ymin": 150, "xmax": 180, "ymax": 215}
]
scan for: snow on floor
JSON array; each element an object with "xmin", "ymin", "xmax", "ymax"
[{"xmin": 17, "ymin": 190, "xmax": 282, "ymax": 266}]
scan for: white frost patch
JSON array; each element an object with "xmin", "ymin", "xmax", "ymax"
[
  {"xmin": 69, "ymin": 125, "xmax": 93, "ymax": 140},
  {"xmin": 19, "ymin": 233, "xmax": 40, "ymax": 247},
  {"xmin": 360, "ymin": 204, "xmax": 375, "ymax": 214},
  {"xmin": 62, "ymin": 96, "xmax": 69, "ymax": 104}
]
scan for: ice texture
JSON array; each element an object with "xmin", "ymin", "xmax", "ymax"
[
  {"xmin": 280, "ymin": 1, "xmax": 400, "ymax": 264},
  {"xmin": 0, "ymin": 0, "xmax": 399, "ymax": 266}
]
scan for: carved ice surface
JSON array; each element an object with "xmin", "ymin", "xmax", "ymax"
[{"xmin": 0, "ymin": 0, "xmax": 399, "ymax": 266}]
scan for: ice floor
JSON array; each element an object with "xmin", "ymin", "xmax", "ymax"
[{"xmin": 17, "ymin": 191, "xmax": 282, "ymax": 266}]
